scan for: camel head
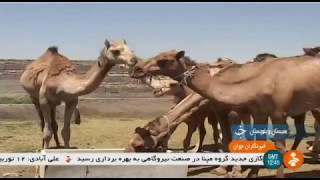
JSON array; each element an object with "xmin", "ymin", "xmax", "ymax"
[
  {"xmin": 152, "ymin": 81, "xmax": 179, "ymax": 97},
  {"xmin": 253, "ymin": 53, "xmax": 277, "ymax": 62},
  {"xmin": 126, "ymin": 126, "xmax": 167, "ymax": 152},
  {"xmin": 126, "ymin": 127, "xmax": 157, "ymax": 152},
  {"xmin": 145, "ymin": 76, "xmax": 179, "ymax": 97},
  {"xmin": 303, "ymin": 46, "xmax": 320, "ymax": 56},
  {"xmin": 129, "ymin": 50, "xmax": 192, "ymax": 81},
  {"xmin": 101, "ymin": 39, "xmax": 137, "ymax": 67},
  {"xmin": 126, "ymin": 117, "xmax": 170, "ymax": 152},
  {"xmin": 216, "ymin": 57, "xmax": 236, "ymax": 64}
]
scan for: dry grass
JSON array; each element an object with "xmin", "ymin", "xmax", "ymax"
[
  {"xmin": 0, "ymin": 117, "xmax": 212, "ymax": 152},
  {"xmin": 1, "ymin": 118, "xmax": 320, "ymax": 178},
  {"xmin": 0, "ymin": 95, "xmax": 32, "ymax": 104}
]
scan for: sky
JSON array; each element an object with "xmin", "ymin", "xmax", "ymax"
[{"xmin": 0, "ymin": 2, "xmax": 320, "ymax": 63}]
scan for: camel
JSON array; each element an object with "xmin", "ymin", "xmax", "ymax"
[
  {"xmin": 253, "ymin": 52, "xmax": 320, "ymax": 151},
  {"xmin": 130, "ymin": 49, "xmax": 320, "ymax": 178},
  {"xmin": 126, "ymin": 92, "xmax": 211, "ymax": 152},
  {"xmin": 130, "ymin": 54, "xmax": 253, "ymax": 175},
  {"xmin": 253, "ymin": 53, "xmax": 278, "ymax": 62},
  {"xmin": 130, "ymin": 59, "xmax": 239, "ymax": 153},
  {"xmin": 138, "ymin": 74, "xmax": 221, "ymax": 152},
  {"xmin": 180, "ymin": 52, "xmax": 320, "ymax": 177},
  {"xmin": 303, "ymin": 46, "xmax": 320, "ymax": 56},
  {"xmin": 20, "ymin": 39, "xmax": 137, "ymax": 149}
]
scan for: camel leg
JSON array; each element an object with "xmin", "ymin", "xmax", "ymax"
[
  {"xmin": 33, "ymin": 95, "xmax": 60, "ymax": 148},
  {"xmin": 219, "ymin": 111, "xmax": 232, "ymax": 152},
  {"xmin": 291, "ymin": 113, "xmax": 306, "ymax": 150},
  {"xmin": 72, "ymin": 106, "xmax": 81, "ymax": 125},
  {"xmin": 39, "ymin": 101, "xmax": 53, "ymax": 149},
  {"xmin": 183, "ymin": 118, "xmax": 197, "ymax": 152},
  {"xmin": 311, "ymin": 109, "xmax": 320, "ymax": 153},
  {"xmin": 240, "ymin": 111, "xmax": 252, "ymax": 141},
  {"xmin": 275, "ymin": 140, "xmax": 286, "ymax": 178},
  {"xmin": 31, "ymin": 97, "xmax": 46, "ymax": 147},
  {"xmin": 191, "ymin": 115, "xmax": 206, "ymax": 153},
  {"xmin": 208, "ymin": 112, "xmax": 220, "ymax": 145},
  {"xmin": 272, "ymin": 112, "xmax": 287, "ymax": 178},
  {"xmin": 61, "ymin": 99, "xmax": 78, "ymax": 149},
  {"xmin": 211, "ymin": 110, "xmax": 231, "ymax": 176},
  {"xmin": 247, "ymin": 113, "xmax": 269, "ymax": 178},
  {"xmin": 314, "ymin": 121, "xmax": 320, "ymax": 152},
  {"xmin": 50, "ymin": 106, "xmax": 60, "ymax": 148},
  {"xmin": 227, "ymin": 110, "xmax": 249, "ymax": 177}
]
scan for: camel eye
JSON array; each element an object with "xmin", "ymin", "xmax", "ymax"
[{"xmin": 157, "ymin": 59, "xmax": 169, "ymax": 67}]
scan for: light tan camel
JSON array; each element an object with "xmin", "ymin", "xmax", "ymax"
[
  {"xmin": 139, "ymin": 74, "xmax": 221, "ymax": 152},
  {"xmin": 253, "ymin": 52, "xmax": 320, "ymax": 151},
  {"xmin": 131, "ymin": 50, "xmax": 320, "ymax": 178},
  {"xmin": 20, "ymin": 39, "xmax": 137, "ymax": 149}
]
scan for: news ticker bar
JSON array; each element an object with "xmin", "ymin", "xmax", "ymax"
[{"xmin": 0, "ymin": 153, "xmax": 264, "ymax": 166}]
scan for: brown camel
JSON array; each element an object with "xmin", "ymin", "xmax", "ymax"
[
  {"xmin": 20, "ymin": 39, "xmax": 137, "ymax": 149},
  {"xmin": 126, "ymin": 92, "xmax": 211, "ymax": 152},
  {"xmin": 131, "ymin": 49, "xmax": 320, "ymax": 178},
  {"xmin": 181, "ymin": 55, "xmax": 320, "ymax": 177},
  {"xmin": 130, "ymin": 59, "xmax": 238, "ymax": 152},
  {"xmin": 253, "ymin": 52, "xmax": 320, "ymax": 151},
  {"xmin": 303, "ymin": 46, "xmax": 320, "ymax": 56},
  {"xmin": 130, "ymin": 54, "xmax": 251, "ymax": 175},
  {"xmin": 130, "ymin": 56, "xmax": 246, "ymax": 151},
  {"xmin": 139, "ymin": 74, "xmax": 221, "ymax": 152}
]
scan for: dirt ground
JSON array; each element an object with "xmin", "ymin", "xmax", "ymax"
[{"xmin": 0, "ymin": 114, "xmax": 320, "ymax": 178}]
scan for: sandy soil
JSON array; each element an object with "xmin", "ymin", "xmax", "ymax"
[{"xmin": 0, "ymin": 114, "xmax": 319, "ymax": 178}]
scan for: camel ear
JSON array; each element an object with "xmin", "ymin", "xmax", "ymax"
[
  {"xmin": 217, "ymin": 64, "xmax": 225, "ymax": 68},
  {"xmin": 176, "ymin": 51, "xmax": 185, "ymax": 60},
  {"xmin": 135, "ymin": 127, "xmax": 142, "ymax": 133},
  {"xmin": 105, "ymin": 39, "xmax": 111, "ymax": 49},
  {"xmin": 135, "ymin": 127, "xmax": 151, "ymax": 137}
]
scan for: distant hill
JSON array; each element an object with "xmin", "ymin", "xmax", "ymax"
[{"xmin": 0, "ymin": 59, "xmax": 158, "ymax": 98}]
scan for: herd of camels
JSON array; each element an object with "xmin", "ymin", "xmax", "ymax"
[{"xmin": 19, "ymin": 39, "xmax": 320, "ymax": 178}]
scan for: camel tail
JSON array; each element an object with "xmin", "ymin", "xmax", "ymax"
[
  {"xmin": 47, "ymin": 46, "xmax": 58, "ymax": 54},
  {"xmin": 73, "ymin": 108, "xmax": 81, "ymax": 125}
]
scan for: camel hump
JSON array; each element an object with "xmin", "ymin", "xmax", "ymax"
[
  {"xmin": 303, "ymin": 46, "xmax": 320, "ymax": 56},
  {"xmin": 47, "ymin": 46, "xmax": 58, "ymax": 54}
]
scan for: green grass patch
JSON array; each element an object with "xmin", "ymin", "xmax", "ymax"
[{"xmin": 0, "ymin": 95, "xmax": 32, "ymax": 104}]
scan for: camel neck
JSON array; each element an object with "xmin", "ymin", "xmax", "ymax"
[
  {"xmin": 149, "ymin": 93, "xmax": 205, "ymax": 138},
  {"xmin": 187, "ymin": 68, "xmax": 251, "ymax": 107},
  {"xmin": 71, "ymin": 57, "xmax": 115, "ymax": 96}
]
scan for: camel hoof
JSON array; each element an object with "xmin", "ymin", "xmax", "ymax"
[
  {"xmin": 307, "ymin": 146, "xmax": 320, "ymax": 152},
  {"xmin": 211, "ymin": 166, "xmax": 228, "ymax": 176},
  {"xmin": 247, "ymin": 170, "xmax": 259, "ymax": 178},
  {"xmin": 225, "ymin": 171, "xmax": 244, "ymax": 178},
  {"xmin": 188, "ymin": 148, "xmax": 202, "ymax": 153}
]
